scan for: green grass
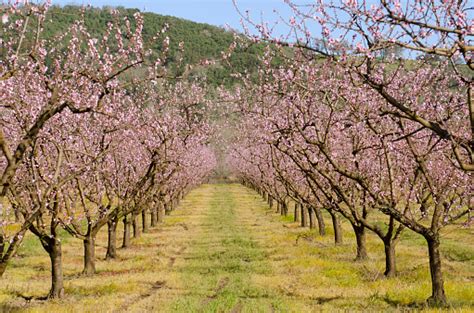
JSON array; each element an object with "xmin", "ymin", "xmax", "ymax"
[
  {"xmin": 0, "ymin": 184, "xmax": 472, "ymax": 312},
  {"xmin": 166, "ymin": 184, "xmax": 280, "ymax": 312}
]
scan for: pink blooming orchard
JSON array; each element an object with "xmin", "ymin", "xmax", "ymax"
[
  {"xmin": 0, "ymin": 0, "xmax": 472, "ymax": 308},
  {"xmin": 228, "ymin": 0, "xmax": 472, "ymax": 306},
  {"xmin": 228, "ymin": 50, "xmax": 472, "ymax": 306},
  {"xmin": 0, "ymin": 1, "xmax": 216, "ymax": 298}
]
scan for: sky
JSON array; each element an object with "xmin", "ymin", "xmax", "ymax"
[{"xmin": 51, "ymin": 0, "xmax": 296, "ymax": 34}]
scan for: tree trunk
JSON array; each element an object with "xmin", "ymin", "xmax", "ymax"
[
  {"xmin": 352, "ymin": 223, "xmax": 368, "ymax": 261},
  {"xmin": 82, "ymin": 236, "xmax": 96, "ymax": 275},
  {"xmin": 308, "ymin": 207, "xmax": 316, "ymax": 229},
  {"xmin": 150, "ymin": 206, "xmax": 157, "ymax": 227},
  {"xmin": 47, "ymin": 238, "xmax": 64, "ymax": 298},
  {"xmin": 301, "ymin": 205, "xmax": 308, "ymax": 227},
  {"xmin": 294, "ymin": 203, "xmax": 300, "ymax": 222},
  {"xmin": 329, "ymin": 211, "xmax": 343, "ymax": 245},
  {"xmin": 142, "ymin": 209, "xmax": 149, "ymax": 233},
  {"xmin": 157, "ymin": 203, "xmax": 165, "ymax": 223},
  {"xmin": 314, "ymin": 207, "xmax": 326, "ymax": 236},
  {"xmin": 106, "ymin": 217, "xmax": 118, "ymax": 260},
  {"xmin": 383, "ymin": 239, "xmax": 397, "ymax": 277},
  {"xmin": 426, "ymin": 235, "xmax": 447, "ymax": 306},
  {"xmin": 122, "ymin": 215, "xmax": 131, "ymax": 248},
  {"xmin": 132, "ymin": 213, "xmax": 141, "ymax": 238},
  {"xmin": 276, "ymin": 201, "xmax": 281, "ymax": 214}
]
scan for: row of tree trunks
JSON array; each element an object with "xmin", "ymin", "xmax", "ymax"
[
  {"xmin": 275, "ymin": 200, "xmax": 289, "ymax": 216},
  {"xmin": 43, "ymin": 195, "xmax": 182, "ymax": 300},
  {"xmin": 118, "ymin": 204, "xmax": 168, "ymax": 252},
  {"xmin": 250, "ymin": 188, "xmax": 445, "ymax": 304},
  {"xmin": 117, "ymin": 200, "xmax": 172, "ymax": 252},
  {"xmin": 256, "ymin": 191, "xmax": 345, "ymax": 249}
]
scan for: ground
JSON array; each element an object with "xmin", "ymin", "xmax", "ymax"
[{"xmin": 0, "ymin": 184, "xmax": 473, "ymax": 312}]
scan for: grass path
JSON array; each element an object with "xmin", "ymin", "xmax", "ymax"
[
  {"xmin": 127, "ymin": 183, "xmax": 474, "ymax": 312},
  {"xmin": 1, "ymin": 184, "xmax": 473, "ymax": 312},
  {"xmin": 129, "ymin": 183, "xmax": 294, "ymax": 312}
]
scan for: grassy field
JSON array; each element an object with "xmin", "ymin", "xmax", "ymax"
[{"xmin": 0, "ymin": 184, "xmax": 473, "ymax": 312}]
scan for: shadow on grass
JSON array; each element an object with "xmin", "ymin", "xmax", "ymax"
[
  {"xmin": 16, "ymin": 292, "xmax": 49, "ymax": 301},
  {"xmin": 312, "ymin": 295, "xmax": 342, "ymax": 304},
  {"xmin": 3, "ymin": 291, "xmax": 51, "ymax": 308},
  {"xmin": 382, "ymin": 295, "xmax": 423, "ymax": 309},
  {"xmin": 382, "ymin": 295, "xmax": 470, "ymax": 311}
]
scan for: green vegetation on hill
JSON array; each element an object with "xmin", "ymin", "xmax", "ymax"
[{"xmin": 41, "ymin": 5, "xmax": 265, "ymax": 86}]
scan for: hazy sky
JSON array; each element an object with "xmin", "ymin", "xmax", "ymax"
[{"xmin": 52, "ymin": 0, "xmax": 295, "ymax": 34}]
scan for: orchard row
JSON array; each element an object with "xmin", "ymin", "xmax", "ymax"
[
  {"xmin": 226, "ymin": 0, "xmax": 472, "ymax": 307},
  {"xmin": 0, "ymin": 2, "xmax": 216, "ymax": 298}
]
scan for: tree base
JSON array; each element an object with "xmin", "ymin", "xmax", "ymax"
[
  {"xmin": 47, "ymin": 287, "xmax": 65, "ymax": 299},
  {"xmin": 426, "ymin": 295, "xmax": 447, "ymax": 307}
]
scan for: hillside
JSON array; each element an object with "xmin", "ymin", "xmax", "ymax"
[{"xmin": 41, "ymin": 5, "xmax": 265, "ymax": 86}]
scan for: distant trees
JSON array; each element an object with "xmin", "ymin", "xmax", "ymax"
[{"xmin": 23, "ymin": 4, "xmax": 265, "ymax": 87}]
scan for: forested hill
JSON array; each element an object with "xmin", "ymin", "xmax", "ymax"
[{"xmin": 42, "ymin": 5, "xmax": 264, "ymax": 86}]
